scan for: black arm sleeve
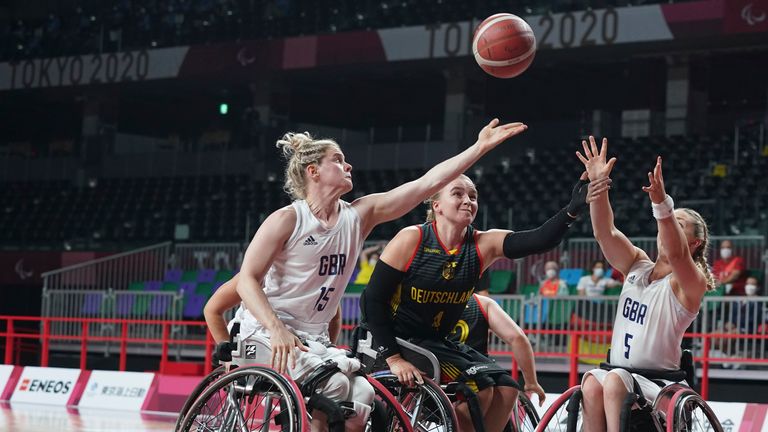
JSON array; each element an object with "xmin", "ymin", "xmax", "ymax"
[
  {"xmin": 360, "ymin": 260, "xmax": 407, "ymax": 359},
  {"xmin": 502, "ymin": 207, "xmax": 574, "ymax": 259}
]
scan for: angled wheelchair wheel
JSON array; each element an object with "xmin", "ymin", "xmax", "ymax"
[
  {"xmin": 372, "ymin": 372, "xmax": 459, "ymax": 432},
  {"xmin": 365, "ymin": 375, "xmax": 414, "ymax": 432},
  {"xmin": 174, "ymin": 365, "xmax": 226, "ymax": 432},
  {"xmin": 666, "ymin": 389, "xmax": 723, "ymax": 432},
  {"xmin": 535, "ymin": 386, "xmax": 582, "ymax": 432},
  {"xmin": 178, "ymin": 365, "xmax": 308, "ymax": 432},
  {"xmin": 510, "ymin": 393, "xmax": 540, "ymax": 432}
]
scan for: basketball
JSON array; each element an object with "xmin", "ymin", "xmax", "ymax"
[{"xmin": 473, "ymin": 13, "xmax": 536, "ymax": 79}]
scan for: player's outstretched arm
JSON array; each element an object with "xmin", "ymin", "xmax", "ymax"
[
  {"xmin": 642, "ymin": 157, "xmax": 706, "ymax": 310},
  {"xmin": 353, "ymin": 119, "xmax": 527, "ymax": 236},
  {"xmin": 576, "ymin": 136, "xmax": 647, "ymax": 275}
]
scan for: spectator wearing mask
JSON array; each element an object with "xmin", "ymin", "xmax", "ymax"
[
  {"xmin": 713, "ymin": 239, "xmax": 747, "ymax": 295},
  {"xmin": 539, "ymin": 260, "xmax": 568, "ymax": 297},
  {"xmin": 576, "ymin": 260, "xmax": 621, "ymax": 297}
]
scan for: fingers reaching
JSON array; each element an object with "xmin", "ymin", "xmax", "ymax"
[
  {"xmin": 579, "ymin": 171, "xmax": 588, "ymax": 181},
  {"xmin": 589, "ymin": 136, "xmax": 599, "ymax": 158}
]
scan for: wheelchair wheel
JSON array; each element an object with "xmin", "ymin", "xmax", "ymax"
[
  {"xmin": 174, "ymin": 365, "xmax": 226, "ymax": 432},
  {"xmin": 666, "ymin": 389, "xmax": 723, "ymax": 432},
  {"xmin": 535, "ymin": 386, "xmax": 582, "ymax": 432},
  {"xmin": 372, "ymin": 372, "xmax": 458, "ymax": 432},
  {"xmin": 511, "ymin": 393, "xmax": 540, "ymax": 432},
  {"xmin": 178, "ymin": 365, "xmax": 308, "ymax": 432},
  {"xmin": 366, "ymin": 376, "xmax": 414, "ymax": 432}
]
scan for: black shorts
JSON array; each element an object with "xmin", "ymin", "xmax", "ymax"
[{"xmin": 403, "ymin": 338, "xmax": 518, "ymax": 392}]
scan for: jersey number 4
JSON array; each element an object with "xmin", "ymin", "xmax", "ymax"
[{"xmin": 314, "ymin": 286, "xmax": 335, "ymax": 311}]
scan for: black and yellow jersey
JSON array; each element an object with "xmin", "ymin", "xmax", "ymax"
[
  {"xmin": 389, "ymin": 221, "xmax": 483, "ymax": 340},
  {"xmin": 448, "ymin": 294, "xmax": 491, "ymax": 356}
]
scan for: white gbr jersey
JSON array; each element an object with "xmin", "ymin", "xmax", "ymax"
[
  {"xmin": 240, "ymin": 200, "xmax": 363, "ymax": 339},
  {"xmin": 610, "ymin": 260, "xmax": 698, "ymax": 370}
]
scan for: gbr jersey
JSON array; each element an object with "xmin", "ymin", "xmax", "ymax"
[
  {"xmin": 240, "ymin": 199, "xmax": 363, "ymax": 339},
  {"xmin": 609, "ymin": 260, "xmax": 698, "ymax": 370}
]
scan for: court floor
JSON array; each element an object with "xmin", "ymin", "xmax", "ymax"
[{"xmin": 0, "ymin": 402, "xmax": 177, "ymax": 432}]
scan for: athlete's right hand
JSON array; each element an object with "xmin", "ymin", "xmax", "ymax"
[
  {"xmin": 386, "ymin": 355, "xmax": 424, "ymax": 387},
  {"xmin": 475, "ymin": 118, "xmax": 527, "ymax": 154},
  {"xmin": 270, "ymin": 324, "xmax": 309, "ymax": 374},
  {"xmin": 576, "ymin": 135, "xmax": 617, "ymax": 181}
]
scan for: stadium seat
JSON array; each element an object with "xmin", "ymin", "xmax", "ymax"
[
  {"xmin": 197, "ymin": 269, "xmax": 216, "ymax": 283},
  {"xmin": 559, "ymin": 268, "xmax": 584, "ymax": 287},
  {"xmin": 183, "ymin": 293, "xmax": 207, "ymax": 319},
  {"xmin": 145, "ymin": 281, "xmax": 162, "ymax": 291},
  {"xmin": 215, "ymin": 270, "xmax": 235, "ymax": 282},
  {"xmin": 162, "ymin": 282, "xmax": 179, "ymax": 292},
  {"xmin": 149, "ymin": 295, "xmax": 172, "ymax": 316},
  {"xmin": 81, "ymin": 292, "xmax": 103, "ymax": 315},
  {"xmin": 181, "ymin": 270, "xmax": 198, "ymax": 282},
  {"xmin": 488, "ymin": 270, "xmax": 515, "ymax": 294},
  {"xmin": 164, "ymin": 269, "xmax": 183, "ymax": 282}
]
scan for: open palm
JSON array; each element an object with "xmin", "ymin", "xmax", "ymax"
[
  {"xmin": 576, "ymin": 136, "xmax": 617, "ymax": 181},
  {"xmin": 476, "ymin": 118, "xmax": 528, "ymax": 153}
]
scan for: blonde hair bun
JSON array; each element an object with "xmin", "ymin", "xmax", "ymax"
[{"xmin": 276, "ymin": 131, "xmax": 314, "ymax": 158}]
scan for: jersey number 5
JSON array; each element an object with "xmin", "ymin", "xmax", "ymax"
[
  {"xmin": 314, "ymin": 286, "xmax": 335, "ymax": 311},
  {"xmin": 624, "ymin": 333, "xmax": 634, "ymax": 359}
]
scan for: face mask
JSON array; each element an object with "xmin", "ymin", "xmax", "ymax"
[
  {"xmin": 593, "ymin": 268, "xmax": 604, "ymax": 278},
  {"xmin": 720, "ymin": 248, "xmax": 732, "ymax": 259},
  {"xmin": 745, "ymin": 284, "xmax": 757, "ymax": 296},
  {"xmin": 546, "ymin": 269, "xmax": 557, "ymax": 279}
]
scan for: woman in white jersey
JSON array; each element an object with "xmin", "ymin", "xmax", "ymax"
[
  {"xmin": 233, "ymin": 119, "xmax": 527, "ymax": 432},
  {"xmin": 576, "ymin": 136, "xmax": 715, "ymax": 432}
]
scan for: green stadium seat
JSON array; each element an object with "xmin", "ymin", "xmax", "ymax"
[
  {"xmin": 196, "ymin": 282, "xmax": 214, "ymax": 296},
  {"xmin": 488, "ymin": 270, "xmax": 515, "ymax": 294},
  {"xmin": 215, "ymin": 270, "xmax": 235, "ymax": 282},
  {"xmin": 548, "ymin": 300, "xmax": 574, "ymax": 326},
  {"xmin": 346, "ymin": 283, "xmax": 366, "ymax": 294},
  {"xmin": 604, "ymin": 286, "xmax": 622, "ymax": 296},
  {"xmin": 162, "ymin": 282, "xmax": 179, "ymax": 292},
  {"xmin": 181, "ymin": 271, "xmax": 198, "ymax": 282},
  {"xmin": 132, "ymin": 296, "xmax": 151, "ymax": 315},
  {"xmin": 128, "ymin": 281, "xmax": 145, "ymax": 291},
  {"xmin": 520, "ymin": 284, "xmax": 539, "ymax": 297}
]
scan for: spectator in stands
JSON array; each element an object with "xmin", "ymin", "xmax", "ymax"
[
  {"xmin": 713, "ymin": 239, "xmax": 747, "ymax": 296},
  {"xmin": 218, "ymin": 120, "xmax": 528, "ymax": 432},
  {"xmin": 539, "ymin": 260, "xmax": 568, "ymax": 297},
  {"xmin": 576, "ymin": 260, "xmax": 621, "ymax": 297},
  {"xmin": 716, "ymin": 276, "xmax": 764, "ymax": 367},
  {"xmin": 352, "ymin": 242, "xmax": 387, "ymax": 285}
]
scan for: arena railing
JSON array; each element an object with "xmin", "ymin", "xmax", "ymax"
[{"xmin": 3, "ymin": 312, "xmax": 766, "ymax": 400}]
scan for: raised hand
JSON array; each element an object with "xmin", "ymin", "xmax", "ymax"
[
  {"xmin": 575, "ymin": 136, "xmax": 617, "ymax": 181},
  {"xmin": 476, "ymin": 118, "xmax": 528, "ymax": 153},
  {"xmin": 641, "ymin": 156, "xmax": 667, "ymax": 204},
  {"xmin": 270, "ymin": 324, "xmax": 309, "ymax": 374}
]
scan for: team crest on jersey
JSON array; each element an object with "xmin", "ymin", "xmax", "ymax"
[
  {"xmin": 245, "ymin": 345, "xmax": 258, "ymax": 359},
  {"xmin": 442, "ymin": 261, "xmax": 457, "ymax": 280}
]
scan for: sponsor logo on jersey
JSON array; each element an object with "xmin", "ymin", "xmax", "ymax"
[
  {"xmin": 423, "ymin": 247, "xmax": 442, "ymax": 254},
  {"xmin": 303, "ymin": 235, "xmax": 318, "ymax": 246},
  {"xmin": 245, "ymin": 345, "xmax": 258, "ymax": 359},
  {"xmin": 627, "ymin": 274, "xmax": 637, "ymax": 284}
]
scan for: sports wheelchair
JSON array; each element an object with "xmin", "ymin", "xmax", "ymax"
[
  {"xmin": 352, "ymin": 327, "xmax": 540, "ymax": 432},
  {"xmin": 175, "ymin": 324, "xmax": 413, "ymax": 432},
  {"xmin": 534, "ymin": 350, "xmax": 722, "ymax": 432}
]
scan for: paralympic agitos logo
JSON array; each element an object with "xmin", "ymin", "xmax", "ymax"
[{"xmin": 18, "ymin": 378, "xmax": 73, "ymax": 393}]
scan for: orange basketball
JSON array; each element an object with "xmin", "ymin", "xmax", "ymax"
[{"xmin": 473, "ymin": 13, "xmax": 536, "ymax": 79}]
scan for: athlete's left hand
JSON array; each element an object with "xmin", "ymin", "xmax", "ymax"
[
  {"xmin": 524, "ymin": 382, "xmax": 546, "ymax": 407},
  {"xmin": 642, "ymin": 156, "xmax": 667, "ymax": 204}
]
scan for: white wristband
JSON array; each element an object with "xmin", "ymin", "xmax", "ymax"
[{"xmin": 652, "ymin": 194, "xmax": 675, "ymax": 219}]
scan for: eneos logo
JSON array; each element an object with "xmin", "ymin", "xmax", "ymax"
[{"xmin": 18, "ymin": 378, "xmax": 72, "ymax": 393}]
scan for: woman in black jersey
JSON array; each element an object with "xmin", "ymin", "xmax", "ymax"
[{"xmin": 361, "ymin": 173, "xmax": 610, "ymax": 432}]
